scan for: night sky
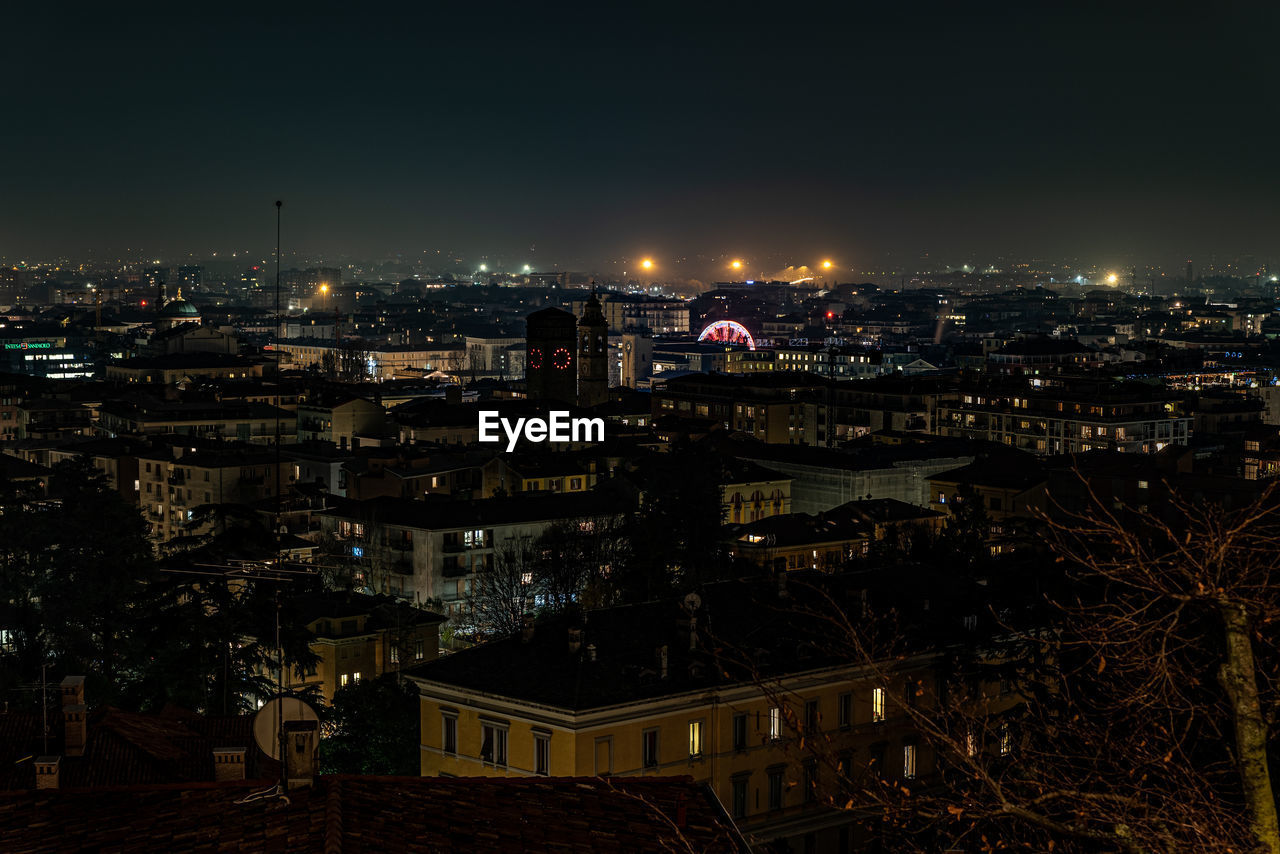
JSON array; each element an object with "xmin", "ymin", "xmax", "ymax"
[{"xmin": 5, "ymin": 3, "xmax": 1278, "ymax": 274}]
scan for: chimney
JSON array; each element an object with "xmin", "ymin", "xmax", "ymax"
[
  {"xmin": 521, "ymin": 613, "xmax": 536, "ymax": 644},
  {"xmin": 213, "ymin": 747, "xmax": 247, "ymax": 782},
  {"xmin": 568, "ymin": 626, "xmax": 583, "ymax": 655},
  {"xmin": 60, "ymin": 676, "xmax": 87, "ymax": 758},
  {"xmin": 283, "ymin": 720, "xmax": 319, "ymax": 790},
  {"xmin": 34, "ymin": 756, "xmax": 59, "ymax": 790}
]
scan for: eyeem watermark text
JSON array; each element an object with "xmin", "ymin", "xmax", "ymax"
[{"xmin": 478, "ymin": 410, "xmax": 605, "ymax": 451}]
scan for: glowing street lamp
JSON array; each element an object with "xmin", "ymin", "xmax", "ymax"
[
  {"xmin": 821, "ymin": 259, "xmax": 834, "ymax": 271},
  {"xmin": 479, "ymin": 264, "xmax": 487, "ymax": 273},
  {"xmin": 730, "ymin": 259, "xmax": 743, "ymax": 272},
  {"xmin": 641, "ymin": 258, "xmax": 654, "ymax": 271},
  {"xmin": 319, "ymin": 283, "xmax": 329, "ymax": 311},
  {"xmin": 1106, "ymin": 272, "xmax": 1118, "ymax": 285}
]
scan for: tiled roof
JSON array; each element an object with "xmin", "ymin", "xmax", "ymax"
[
  {"xmin": 0, "ymin": 776, "xmax": 748, "ymax": 853},
  {"xmin": 0, "ymin": 705, "xmax": 277, "ymax": 791}
]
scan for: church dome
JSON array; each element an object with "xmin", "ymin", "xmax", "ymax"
[{"xmin": 159, "ymin": 290, "xmax": 200, "ymax": 319}]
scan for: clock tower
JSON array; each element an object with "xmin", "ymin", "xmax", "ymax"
[{"xmin": 525, "ymin": 307, "xmax": 577, "ymax": 405}]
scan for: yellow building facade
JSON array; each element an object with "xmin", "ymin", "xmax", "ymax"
[{"xmin": 413, "ymin": 660, "xmax": 933, "ymax": 851}]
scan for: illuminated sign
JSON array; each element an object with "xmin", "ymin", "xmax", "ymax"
[{"xmin": 3, "ymin": 341, "xmax": 52, "ymax": 350}]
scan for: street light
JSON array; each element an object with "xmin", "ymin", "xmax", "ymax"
[
  {"xmin": 822, "ymin": 259, "xmax": 833, "ymax": 270},
  {"xmin": 731, "ymin": 259, "xmax": 743, "ymax": 272},
  {"xmin": 319, "ymin": 283, "xmax": 329, "ymax": 312},
  {"xmin": 641, "ymin": 258, "xmax": 654, "ymax": 271}
]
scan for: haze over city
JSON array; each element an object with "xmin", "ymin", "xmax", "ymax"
[{"xmin": 5, "ymin": 4, "xmax": 1278, "ymax": 274}]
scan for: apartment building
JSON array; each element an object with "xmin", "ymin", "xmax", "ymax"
[
  {"xmin": 316, "ymin": 491, "xmax": 630, "ymax": 612},
  {"xmin": 270, "ymin": 591, "xmax": 446, "ymax": 703},
  {"xmin": 137, "ymin": 447, "xmax": 294, "ymax": 542},
  {"xmin": 98, "ymin": 398, "xmax": 296, "ymax": 444},
  {"xmin": 296, "ymin": 393, "xmax": 386, "ymax": 447},
  {"xmin": 653, "ymin": 373, "xmax": 830, "ymax": 446},
  {"xmin": 935, "ymin": 380, "xmax": 1192, "ymax": 454},
  {"xmin": 408, "ymin": 578, "xmax": 941, "ymax": 853}
]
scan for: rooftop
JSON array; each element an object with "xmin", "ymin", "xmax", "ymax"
[
  {"xmin": 0, "ymin": 775, "xmax": 746, "ymax": 853},
  {"xmin": 405, "ymin": 575, "xmax": 871, "ymax": 710}
]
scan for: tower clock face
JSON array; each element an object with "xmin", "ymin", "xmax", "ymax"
[
  {"xmin": 528, "ymin": 347, "xmax": 543, "ymax": 369},
  {"xmin": 552, "ymin": 346, "xmax": 571, "ymax": 370}
]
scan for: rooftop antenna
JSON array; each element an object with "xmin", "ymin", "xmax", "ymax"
[{"xmin": 274, "ymin": 200, "xmax": 284, "ymax": 550}]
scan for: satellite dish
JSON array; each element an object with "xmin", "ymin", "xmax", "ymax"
[
  {"xmin": 683, "ymin": 592, "xmax": 702, "ymax": 612},
  {"xmin": 252, "ymin": 696, "xmax": 320, "ymax": 761}
]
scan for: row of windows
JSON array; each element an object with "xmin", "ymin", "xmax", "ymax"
[
  {"xmin": 439, "ymin": 690, "xmax": 898, "ymax": 777},
  {"xmin": 441, "ymin": 715, "xmax": 553, "ymax": 775}
]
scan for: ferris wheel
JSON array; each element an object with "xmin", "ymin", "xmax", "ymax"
[{"xmin": 698, "ymin": 319, "xmax": 756, "ymax": 350}]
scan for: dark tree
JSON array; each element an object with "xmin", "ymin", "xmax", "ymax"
[{"xmin": 317, "ymin": 673, "xmax": 419, "ymax": 775}]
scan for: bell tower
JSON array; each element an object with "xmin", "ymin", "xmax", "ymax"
[{"xmin": 577, "ymin": 288, "xmax": 608, "ymax": 407}]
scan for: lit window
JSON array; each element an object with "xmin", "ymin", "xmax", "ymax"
[
  {"xmin": 352, "ymin": 671, "xmax": 361, "ymax": 683},
  {"xmin": 903, "ymin": 744, "xmax": 917, "ymax": 779},
  {"xmin": 340, "ymin": 673, "xmax": 349, "ymax": 687},
  {"xmin": 688, "ymin": 720, "xmax": 704, "ymax": 758},
  {"xmin": 871, "ymin": 687, "xmax": 886, "ymax": 722},
  {"xmin": 390, "ymin": 646, "xmax": 400, "ymax": 665},
  {"xmin": 768, "ymin": 706, "xmax": 782, "ymax": 740},
  {"xmin": 999, "ymin": 725, "xmax": 1013, "ymax": 756},
  {"xmin": 414, "ymin": 638, "xmax": 425, "ymax": 660}
]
